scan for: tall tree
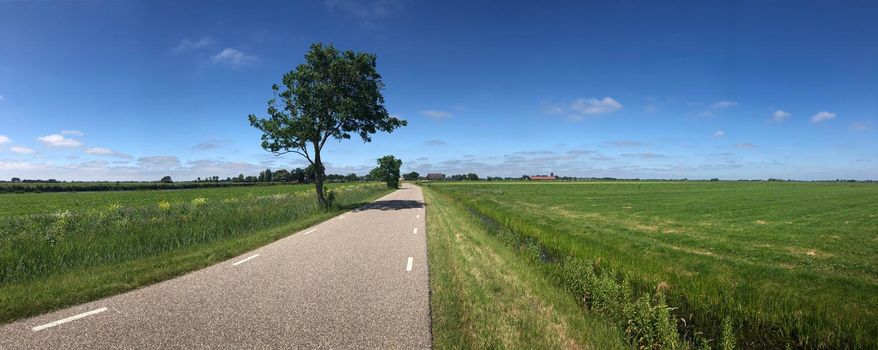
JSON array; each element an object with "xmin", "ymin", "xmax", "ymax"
[
  {"xmin": 370, "ymin": 155, "xmax": 403, "ymax": 189},
  {"xmin": 403, "ymin": 171, "xmax": 420, "ymax": 181},
  {"xmin": 249, "ymin": 43, "xmax": 406, "ymax": 207}
]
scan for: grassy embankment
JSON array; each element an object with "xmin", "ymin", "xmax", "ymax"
[
  {"xmin": 0, "ymin": 183, "xmax": 391, "ymax": 323},
  {"xmin": 424, "ymin": 186, "xmax": 626, "ymax": 349},
  {"xmin": 425, "ymin": 181, "xmax": 877, "ymax": 349}
]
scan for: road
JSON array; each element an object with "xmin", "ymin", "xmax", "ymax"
[{"xmin": 0, "ymin": 184, "xmax": 430, "ymax": 349}]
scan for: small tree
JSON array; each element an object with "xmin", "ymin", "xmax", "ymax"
[
  {"xmin": 403, "ymin": 171, "xmax": 420, "ymax": 181},
  {"xmin": 466, "ymin": 173, "xmax": 479, "ymax": 181},
  {"xmin": 370, "ymin": 155, "xmax": 402, "ymax": 188},
  {"xmin": 11, "ymin": 177, "xmax": 21, "ymax": 183},
  {"xmin": 160, "ymin": 176, "xmax": 173, "ymax": 183},
  {"xmin": 249, "ymin": 43, "xmax": 406, "ymax": 207}
]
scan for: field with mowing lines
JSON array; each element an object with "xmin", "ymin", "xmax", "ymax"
[
  {"xmin": 0, "ymin": 183, "xmax": 391, "ymax": 323},
  {"xmin": 425, "ymin": 181, "xmax": 878, "ymax": 349}
]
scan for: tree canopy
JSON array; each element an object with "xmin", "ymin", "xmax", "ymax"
[
  {"xmin": 370, "ymin": 155, "xmax": 403, "ymax": 189},
  {"xmin": 249, "ymin": 43, "xmax": 406, "ymax": 206}
]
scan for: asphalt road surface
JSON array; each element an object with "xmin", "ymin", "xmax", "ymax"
[{"xmin": 0, "ymin": 184, "xmax": 430, "ymax": 349}]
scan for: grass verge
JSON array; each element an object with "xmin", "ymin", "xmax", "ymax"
[
  {"xmin": 0, "ymin": 183, "xmax": 392, "ymax": 323},
  {"xmin": 424, "ymin": 186, "xmax": 626, "ymax": 349}
]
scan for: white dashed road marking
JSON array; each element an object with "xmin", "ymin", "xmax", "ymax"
[
  {"xmin": 413, "ymin": 228, "xmax": 418, "ymax": 234},
  {"xmin": 32, "ymin": 307, "xmax": 108, "ymax": 332},
  {"xmin": 303, "ymin": 229, "xmax": 317, "ymax": 235},
  {"xmin": 406, "ymin": 257, "xmax": 413, "ymax": 272},
  {"xmin": 232, "ymin": 254, "xmax": 259, "ymax": 266}
]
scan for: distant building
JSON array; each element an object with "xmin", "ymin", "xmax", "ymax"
[
  {"xmin": 529, "ymin": 172, "xmax": 556, "ymax": 181},
  {"xmin": 425, "ymin": 173, "xmax": 446, "ymax": 181}
]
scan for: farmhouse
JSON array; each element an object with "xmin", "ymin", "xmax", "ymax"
[
  {"xmin": 425, "ymin": 173, "xmax": 446, "ymax": 181},
  {"xmin": 530, "ymin": 172, "xmax": 556, "ymax": 181}
]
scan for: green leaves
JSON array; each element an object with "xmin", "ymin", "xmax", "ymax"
[
  {"xmin": 371, "ymin": 155, "xmax": 403, "ymax": 188},
  {"xmin": 249, "ymin": 43, "xmax": 406, "ymax": 161}
]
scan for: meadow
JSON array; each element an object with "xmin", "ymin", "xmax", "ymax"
[
  {"xmin": 424, "ymin": 181, "xmax": 878, "ymax": 349},
  {"xmin": 0, "ymin": 182, "xmax": 391, "ymax": 323}
]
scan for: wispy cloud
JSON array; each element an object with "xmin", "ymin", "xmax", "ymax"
[
  {"xmin": 420, "ymin": 110, "xmax": 452, "ymax": 120},
  {"xmin": 570, "ymin": 97, "xmax": 623, "ymax": 116},
  {"xmin": 714, "ymin": 130, "xmax": 725, "ymax": 138},
  {"xmin": 425, "ymin": 139, "xmax": 447, "ymax": 146},
  {"xmin": 850, "ymin": 122, "xmax": 871, "ymax": 131},
  {"xmin": 173, "ymin": 36, "xmax": 214, "ymax": 54},
  {"xmin": 810, "ymin": 111, "xmax": 836, "ymax": 123},
  {"xmin": 211, "ymin": 48, "xmax": 258, "ymax": 67},
  {"xmin": 701, "ymin": 100, "xmax": 738, "ymax": 116},
  {"xmin": 771, "ymin": 110, "xmax": 791, "ymax": 122},
  {"xmin": 324, "ymin": 0, "xmax": 404, "ymax": 29},
  {"xmin": 61, "ymin": 130, "xmax": 84, "ymax": 136},
  {"xmin": 0, "ymin": 135, "xmax": 10, "ymax": 144},
  {"xmin": 621, "ymin": 152, "xmax": 665, "ymax": 159},
  {"xmin": 607, "ymin": 140, "xmax": 643, "ymax": 148},
  {"xmin": 37, "ymin": 134, "xmax": 82, "ymax": 148},
  {"xmin": 137, "ymin": 156, "xmax": 181, "ymax": 170},
  {"xmin": 544, "ymin": 97, "xmax": 623, "ymax": 122},
  {"xmin": 10, "ymin": 146, "xmax": 35, "ymax": 154},
  {"xmin": 195, "ymin": 140, "xmax": 232, "ymax": 151},
  {"xmin": 85, "ymin": 147, "xmax": 132, "ymax": 159}
]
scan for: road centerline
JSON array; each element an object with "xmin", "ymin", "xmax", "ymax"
[
  {"xmin": 413, "ymin": 228, "xmax": 418, "ymax": 234},
  {"xmin": 406, "ymin": 257, "xmax": 413, "ymax": 271},
  {"xmin": 31, "ymin": 307, "xmax": 108, "ymax": 332},
  {"xmin": 232, "ymin": 254, "xmax": 260, "ymax": 266}
]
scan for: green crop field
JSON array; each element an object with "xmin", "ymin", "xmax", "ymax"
[
  {"xmin": 0, "ymin": 182, "xmax": 391, "ymax": 323},
  {"xmin": 423, "ymin": 181, "xmax": 878, "ymax": 349}
]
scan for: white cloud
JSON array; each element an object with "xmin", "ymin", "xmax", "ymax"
[
  {"xmin": 810, "ymin": 111, "xmax": 836, "ymax": 123},
  {"xmin": 61, "ymin": 130, "xmax": 84, "ymax": 136},
  {"xmin": 771, "ymin": 110, "xmax": 791, "ymax": 122},
  {"xmin": 545, "ymin": 97, "xmax": 623, "ymax": 122},
  {"xmin": 420, "ymin": 110, "xmax": 452, "ymax": 120},
  {"xmin": 0, "ymin": 95, "xmax": 4, "ymax": 101},
  {"xmin": 37, "ymin": 134, "xmax": 82, "ymax": 148},
  {"xmin": 85, "ymin": 147, "xmax": 132, "ymax": 159},
  {"xmin": 850, "ymin": 122, "xmax": 871, "ymax": 131},
  {"xmin": 173, "ymin": 36, "xmax": 213, "ymax": 54},
  {"xmin": 0, "ymin": 135, "xmax": 11, "ymax": 144},
  {"xmin": 11, "ymin": 146, "xmax": 35, "ymax": 154},
  {"xmin": 710, "ymin": 101, "xmax": 738, "ymax": 109},
  {"xmin": 425, "ymin": 139, "xmax": 447, "ymax": 146},
  {"xmin": 324, "ymin": 0, "xmax": 403, "ymax": 29},
  {"xmin": 714, "ymin": 130, "xmax": 725, "ymax": 138},
  {"xmin": 570, "ymin": 97, "xmax": 623, "ymax": 116},
  {"xmin": 701, "ymin": 100, "xmax": 738, "ymax": 116},
  {"xmin": 137, "ymin": 156, "xmax": 181, "ymax": 169},
  {"xmin": 211, "ymin": 48, "xmax": 258, "ymax": 67}
]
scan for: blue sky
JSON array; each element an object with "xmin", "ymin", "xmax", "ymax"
[{"xmin": 0, "ymin": 0, "xmax": 876, "ymax": 181}]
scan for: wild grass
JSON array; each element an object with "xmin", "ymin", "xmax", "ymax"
[
  {"xmin": 425, "ymin": 181, "xmax": 878, "ymax": 349},
  {"xmin": 0, "ymin": 183, "xmax": 320, "ymax": 217},
  {"xmin": 0, "ymin": 183, "xmax": 390, "ymax": 323},
  {"xmin": 424, "ymin": 187, "xmax": 626, "ymax": 349}
]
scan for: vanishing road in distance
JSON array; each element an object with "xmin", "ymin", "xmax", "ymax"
[{"xmin": 0, "ymin": 184, "xmax": 430, "ymax": 349}]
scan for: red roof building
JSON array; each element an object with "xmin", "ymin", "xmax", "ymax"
[{"xmin": 529, "ymin": 172, "xmax": 556, "ymax": 181}]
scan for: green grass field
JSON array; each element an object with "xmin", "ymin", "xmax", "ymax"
[
  {"xmin": 424, "ymin": 181, "xmax": 878, "ymax": 349},
  {"xmin": 0, "ymin": 183, "xmax": 392, "ymax": 323},
  {"xmin": 0, "ymin": 183, "xmax": 316, "ymax": 217}
]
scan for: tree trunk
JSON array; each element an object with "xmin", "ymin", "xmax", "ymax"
[{"xmin": 313, "ymin": 149, "xmax": 327, "ymax": 208}]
